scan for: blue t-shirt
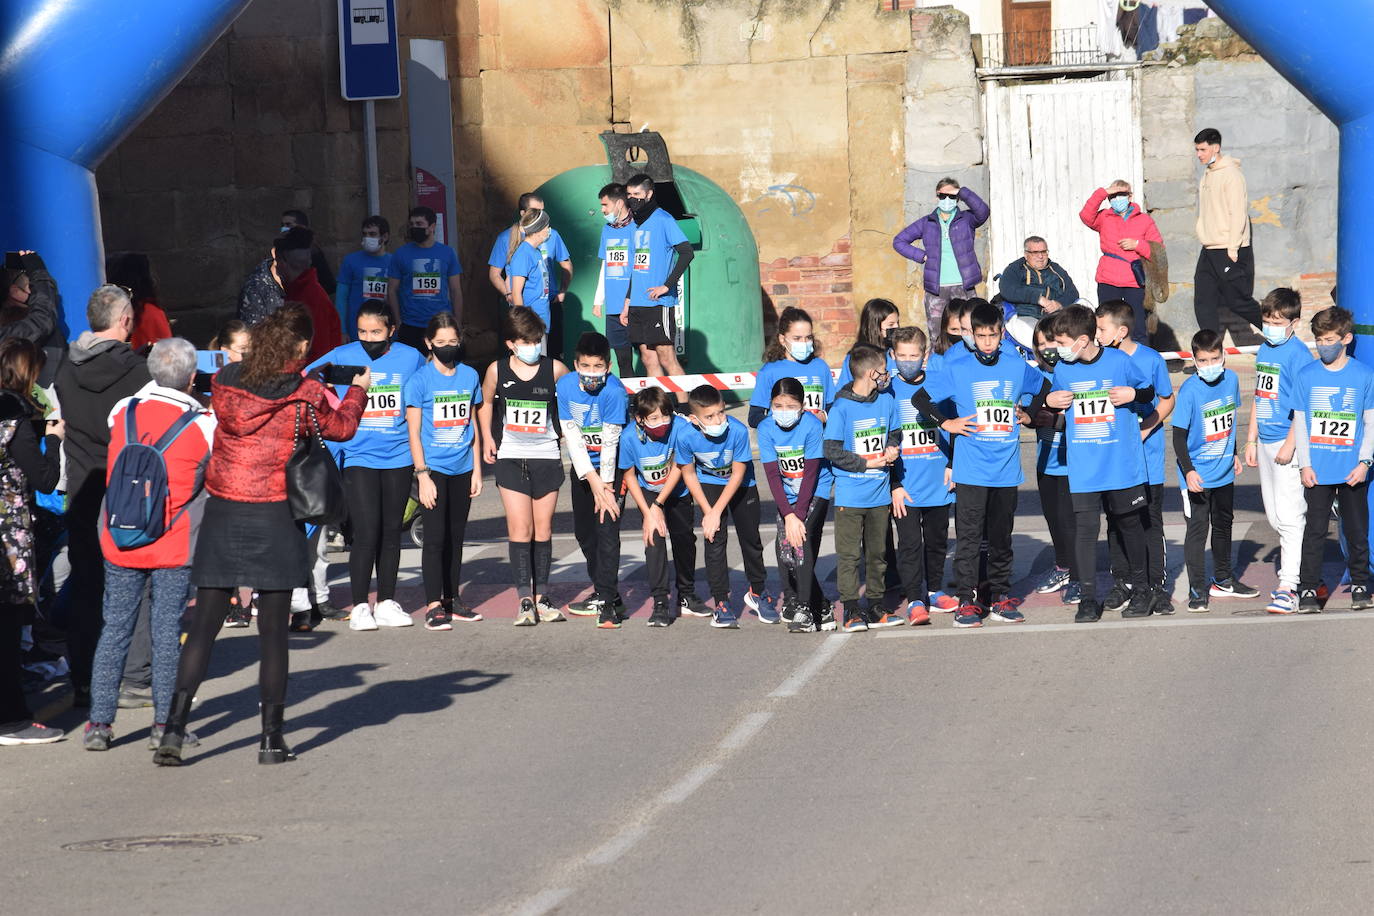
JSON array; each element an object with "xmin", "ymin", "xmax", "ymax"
[
  {"xmin": 920, "ymin": 350, "xmax": 1044, "ymax": 488},
  {"xmin": 750, "ymin": 357, "xmax": 836, "ymax": 417},
  {"xmin": 556, "ymin": 373, "xmax": 628, "ymax": 471},
  {"xmin": 618, "ymin": 415, "xmax": 690, "ymax": 498},
  {"xmin": 757, "ymin": 412, "xmax": 831, "ymax": 504},
  {"xmin": 1254, "ymin": 334, "xmax": 1312, "ymax": 444},
  {"xmin": 1032, "ymin": 367, "xmax": 1068, "ymax": 477},
  {"xmin": 890, "ymin": 374, "xmax": 954, "ymax": 508},
  {"xmin": 308, "ymin": 341, "xmax": 426, "ymax": 469},
  {"xmin": 599, "ymin": 222, "xmax": 633, "ymax": 315},
  {"xmin": 337, "ymin": 250, "xmax": 392, "ymax": 340},
  {"xmin": 1287, "ymin": 358, "xmax": 1374, "ymax": 485},
  {"xmin": 506, "ymin": 241, "xmax": 552, "ymax": 330},
  {"xmin": 824, "ymin": 391, "xmax": 900, "ymax": 508},
  {"xmin": 835, "ymin": 350, "xmax": 898, "ymax": 389},
  {"xmin": 1051, "ymin": 347, "xmax": 1150, "ymax": 493},
  {"xmin": 489, "ymin": 227, "xmax": 570, "ymax": 296},
  {"xmin": 675, "ymin": 415, "xmax": 755, "ymax": 488},
  {"xmin": 1172, "ymin": 371, "xmax": 1240, "ymax": 489},
  {"xmin": 628, "ymin": 209, "xmax": 688, "ymax": 308},
  {"xmin": 1124, "ymin": 344, "xmax": 1172, "ymax": 486},
  {"xmin": 389, "ymin": 242, "xmax": 463, "ymax": 328},
  {"xmin": 402, "ymin": 361, "xmax": 482, "ymax": 476}
]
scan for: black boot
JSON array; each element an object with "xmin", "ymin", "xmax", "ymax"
[
  {"xmin": 258, "ymin": 703, "xmax": 296, "ymax": 765},
  {"xmin": 152, "ymin": 690, "xmax": 194, "ymax": 767}
]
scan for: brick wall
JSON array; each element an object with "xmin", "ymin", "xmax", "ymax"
[{"xmin": 760, "ymin": 237, "xmax": 858, "ymax": 367}]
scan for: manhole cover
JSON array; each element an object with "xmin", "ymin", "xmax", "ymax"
[{"xmin": 63, "ymin": 833, "xmax": 260, "ymax": 852}]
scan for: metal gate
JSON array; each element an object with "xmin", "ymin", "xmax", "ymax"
[{"xmin": 982, "ymin": 74, "xmax": 1145, "ymax": 303}]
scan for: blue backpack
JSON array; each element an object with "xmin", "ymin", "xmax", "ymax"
[{"xmin": 104, "ymin": 399, "xmax": 201, "ymax": 550}]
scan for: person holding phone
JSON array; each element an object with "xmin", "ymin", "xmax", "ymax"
[
  {"xmin": 0, "ymin": 250, "xmax": 62, "ymax": 349},
  {"xmin": 307, "ymin": 301, "xmax": 426, "ymax": 631}
]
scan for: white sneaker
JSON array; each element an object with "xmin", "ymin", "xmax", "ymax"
[
  {"xmin": 348, "ymin": 603, "xmax": 378, "ymax": 631},
  {"xmin": 373, "ymin": 599, "xmax": 414, "ymax": 628}
]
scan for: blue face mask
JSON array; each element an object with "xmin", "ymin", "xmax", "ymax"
[
  {"xmin": 603, "ymin": 210, "xmax": 623, "ymax": 225},
  {"xmin": 579, "ymin": 372, "xmax": 606, "ymax": 393},
  {"xmin": 1196, "ymin": 362, "xmax": 1225, "ymax": 383},
  {"xmin": 937, "ymin": 197, "xmax": 958, "ymax": 214},
  {"xmin": 773, "ymin": 408, "xmax": 801, "ymax": 429},
  {"xmin": 515, "ymin": 344, "xmax": 541, "ymax": 365},
  {"xmin": 788, "ymin": 340, "xmax": 814, "ymax": 361},
  {"xmin": 1317, "ymin": 341, "xmax": 1345, "ymax": 365},
  {"xmin": 700, "ymin": 420, "xmax": 728, "ymax": 438},
  {"xmin": 1261, "ymin": 323, "xmax": 1291, "ymax": 345},
  {"xmin": 1109, "ymin": 195, "xmax": 1131, "ymax": 214},
  {"xmin": 894, "ymin": 359, "xmax": 923, "ymax": 382}
]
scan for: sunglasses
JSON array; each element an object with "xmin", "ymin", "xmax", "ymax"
[
  {"xmin": 1107, "ymin": 191, "xmax": 1130, "ymax": 200},
  {"xmin": 937, "ymin": 192, "xmax": 959, "ymax": 201}
]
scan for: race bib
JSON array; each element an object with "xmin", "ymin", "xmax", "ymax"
[
  {"xmin": 432, "ymin": 393, "xmax": 471, "ymax": 429},
  {"xmin": 1312, "ymin": 409, "xmax": 1356, "ymax": 447},
  {"xmin": 1254, "ymin": 361, "xmax": 1279, "ymax": 400},
  {"xmin": 1203, "ymin": 404, "xmax": 1235, "ymax": 443},
  {"xmin": 606, "ymin": 245, "xmax": 629, "ymax": 271},
  {"xmin": 803, "ymin": 384, "xmax": 824, "ymax": 415},
  {"xmin": 902, "ymin": 419, "xmax": 940, "ymax": 456},
  {"xmin": 363, "ymin": 384, "xmax": 401, "ymax": 422},
  {"xmin": 633, "ymin": 247, "xmax": 650, "ymax": 272},
  {"xmin": 1073, "ymin": 389, "xmax": 1115, "ymax": 425},
  {"xmin": 776, "ymin": 446, "xmax": 806, "ymax": 481},
  {"xmin": 642, "ymin": 456, "xmax": 670, "ymax": 487},
  {"xmin": 504, "ymin": 399, "xmax": 548, "ymax": 435},
  {"xmin": 853, "ymin": 419, "xmax": 886, "ymax": 461},
  {"xmin": 582, "ymin": 424, "xmax": 603, "ymax": 453},
  {"xmin": 975, "ymin": 398, "xmax": 1015, "ymax": 435},
  {"xmin": 362, "ymin": 275, "xmax": 388, "ymax": 300},
  {"xmin": 412, "ymin": 273, "xmax": 441, "ymax": 296}
]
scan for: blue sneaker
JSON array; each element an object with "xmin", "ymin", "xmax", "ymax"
[
  {"xmin": 745, "ymin": 589, "xmax": 780, "ymax": 624},
  {"xmin": 1061, "ymin": 582, "xmax": 1082, "ymax": 605},
  {"xmin": 988, "ymin": 596, "xmax": 1025, "ymax": 623},
  {"xmin": 841, "ymin": 612, "xmax": 868, "ymax": 633},
  {"xmin": 953, "ymin": 604, "xmax": 983, "ymax": 628},
  {"xmin": 709, "ymin": 600, "xmax": 739, "ymax": 629},
  {"xmin": 1035, "ymin": 565, "xmax": 1071, "ymax": 594}
]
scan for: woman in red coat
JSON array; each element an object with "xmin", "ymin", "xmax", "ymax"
[
  {"xmin": 1080, "ymin": 180, "xmax": 1164, "ymax": 343},
  {"xmin": 154, "ymin": 305, "xmax": 369, "ymax": 767}
]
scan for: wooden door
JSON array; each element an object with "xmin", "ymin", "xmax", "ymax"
[{"xmin": 1002, "ymin": 0, "xmax": 1052, "ymax": 65}]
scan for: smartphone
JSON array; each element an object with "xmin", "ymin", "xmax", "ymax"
[
  {"xmin": 196, "ymin": 350, "xmax": 227, "ymax": 375},
  {"xmin": 316, "ymin": 364, "xmax": 367, "ymax": 386},
  {"xmin": 5, "ymin": 252, "xmax": 23, "ymax": 271}
]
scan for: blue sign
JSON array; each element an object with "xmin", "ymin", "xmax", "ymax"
[{"xmin": 338, "ymin": 0, "xmax": 400, "ymax": 100}]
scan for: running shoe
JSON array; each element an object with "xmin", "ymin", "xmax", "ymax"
[
  {"xmin": 0, "ymin": 723, "xmax": 64, "ymax": 745},
  {"xmin": 117, "ymin": 684, "xmax": 153, "ymax": 709},
  {"xmin": 1122, "ymin": 588, "xmax": 1153, "ymax": 618},
  {"xmin": 840, "ymin": 604, "xmax": 868, "ymax": 632},
  {"xmin": 1061, "ymin": 581, "xmax": 1083, "ymax": 605},
  {"xmin": 514, "ymin": 597, "xmax": 538, "ymax": 626},
  {"xmin": 596, "ymin": 599, "xmax": 621, "ymax": 629},
  {"xmin": 1297, "ymin": 588, "xmax": 1321, "ymax": 614},
  {"xmin": 745, "ymin": 590, "xmax": 780, "ymax": 624},
  {"xmin": 1035, "ymin": 565, "xmax": 1071, "ymax": 594},
  {"xmin": 424, "ymin": 605, "xmax": 453, "ymax": 631},
  {"xmin": 1187, "ymin": 588, "xmax": 1209, "ymax": 613},
  {"xmin": 147, "ymin": 724, "xmax": 199, "ymax": 749},
  {"xmin": 788, "ymin": 606, "xmax": 816, "ymax": 633},
  {"xmin": 224, "ymin": 596, "xmax": 251, "ymax": 629},
  {"xmin": 83, "ymin": 723, "xmax": 113, "ymax": 751},
  {"xmin": 1103, "ymin": 582, "xmax": 1132, "ymax": 613},
  {"xmin": 906, "ymin": 600, "xmax": 930, "ymax": 626},
  {"xmin": 988, "ymin": 596, "xmax": 1025, "ymax": 623},
  {"xmin": 536, "ymin": 596, "xmax": 565, "ymax": 623},
  {"xmin": 1266, "ymin": 589, "xmax": 1297, "ymax": 615},
  {"xmin": 1209, "ymin": 578, "xmax": 1260, "ymax": 599},
  {"xmin": 348, "ymin": 603, "xmax": 378, "ymax": 631},
  {"xmin": 953, "ymin": 604, "xmax": 983, "ymax": 628},
  {"xmin": 929, "ymin": 592, "xmax": 960, "ymax": 613},
  {"xmin": 566, "ymin": 596, "xmax": 600, "ymax": 617},
  {"xmin": 647, "ymin": 599, "xmax": 673, "ymax": 628},
  {"xmin": 1353, "ymin": 585, "xmax": 1372, "ymax": 611},
  {"xmin": 316, "ymin": 600, "xmax": 349, "ymax": 621},
  {"xmin": 679, "ymin": 594, "xmax": 712, "ymax": 618},
  {"xmin": 710, "ymin": 600, "xmax": 739, "ymax": 629},
  {"xmin": 450, "ymin": 604, "xmax": 483, "ymax": 622},
  {"xmin": 869, "ymin": 609, "xmax": 907, "ymax": 629},
  {"xmin": 1149, "ymin": 588, "xmax": 1175, "ymax": 616},
  {"xmin": 817, "ymin": 601, "xmax": 837, "ymax": 631},
  {"xmin": 373, "ymin": 599, "xmax": 414, "ymax": 628},
  {"xmin": 1074, "ymin": 599, "xmax": 1103, "ymax": 623},
  {"xmin": 1316, "ymin": 582, "xmax": 1331, "ymax": 602}
]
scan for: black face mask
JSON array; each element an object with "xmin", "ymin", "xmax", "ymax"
[
  {"xmin": 431, "ymin": 344, "xmax": 462, "ymax": 366},
  {"xmin": 883, "ymin": 330, "xmax": 896, "ymax": 349},
  {"xmin": 361, "ymin": 339, "xmax": 390, "ymax": 360},
  {"xmin": 407, "ymin": 226, "xmax": 428, "ymax": 244},
  {"xmin": 1039, "ymin": 348, "xmax": 1061, "ymax": 367},
  {"xmin": 974, "ymin": 347, "xmax": 999, "ymax": 366},
  {"xmin": 626, "ymin": 197, "xmax": 647, "ymax": 214}
]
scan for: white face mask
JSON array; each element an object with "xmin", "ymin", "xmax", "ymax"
[
  {"xmin": 361, "ymin": 237, "xmax": 382, "ymax": 253},
  {"xmin": 701, "ymin": 420, "xmax": 728, "ymax": 437},
  {"xmin": 773, "ymin": 408, "xmax": 801, "ymax": 429},
  {"xmin": 1056, "ymin": 341, "xmax": 1081, "ymax": 363},
  {"xmin": 514, "ymin": 344, "xmax": 541, "ymax": 365}
]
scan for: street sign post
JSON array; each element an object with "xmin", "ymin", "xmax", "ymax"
[{"xmin": 337, "ymin": 0, "xmax": 400, "ymax": 100}]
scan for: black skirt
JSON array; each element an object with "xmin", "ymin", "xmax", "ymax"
[{"xmin": 191, "ymin": 497, "xmax": 311, "ymax": 590}]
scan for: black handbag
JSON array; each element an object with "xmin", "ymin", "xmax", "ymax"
[
  {"xmin": 285, "ymin": 402, "xmax": 345, "ymax": 526},
  {"xmin": 1105, "ymin": 250, "xmax": 1148, "ymax": 288}
]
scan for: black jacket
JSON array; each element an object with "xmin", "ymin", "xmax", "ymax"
[
  {"xmin": 0, "ymin": 252, "xmax": 64, "ymax": 349},
  {"xmin": 54, "ymin": 333, "xmax": 151, "ymax": 500},
  {"xmin": 0, "ymin": 390, "xmax": 60, "ymax": 494}
]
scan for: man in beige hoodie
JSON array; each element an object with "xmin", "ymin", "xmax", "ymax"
[{"xmin": 1193, "ymin": 127, "xmax": 1262, "ymax": 338}]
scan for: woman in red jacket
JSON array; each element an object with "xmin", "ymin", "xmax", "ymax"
[
  {"xmin": 1080, "ymin": 181, "xmax": 1164, "ymax": 344},
  {"xmin": 154, "ymin": 306, "xmax": 369, "ymax": 767}
]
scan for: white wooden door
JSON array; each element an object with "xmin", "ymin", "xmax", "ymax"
[{"xmin": 982, "ymin": 76, "xmax": 1144, "ymax": 303}]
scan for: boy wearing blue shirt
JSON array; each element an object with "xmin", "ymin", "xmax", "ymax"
[
  {"xmin": 557, "ymin": 333, "xmax": 629, "ymax": 628},
  {"xmin": 825, "ymin": 345, "xmax": 903, "ymax": 632},
  {"xmin": 622, "ymin": 173, "xmax": 694, "ymax": 397},
  {"xmin": 677, "ymin": 385, "xmax": 776, "ymax": 628},
  {"xmin": 1047, "ymin": 304, "xmax": 1158, "ymax": 622},
  {"xmin": 594, "ymin": 184, "xmax": 636, "ymax": 378},
  {"xmin": 888, "ymin": 327, "xmax": 952, "ymax": 626},
  {"xmin": 1096, "ymin": 300, "xmax": 1176, "ymax": 615},
  {"xmin": 1173, "ymin": 329, "xmax": 1254, "ymax": 611},
  {"xmin": 914, "ymin": 302, "xmax": 1050, "ymax": 628},
  {"xmin": 336, "ymin": 215, "xmax": 392, "ymax": 340},
  {"xmin": 1290, "ymin": 306, "xmax": 1374, "ymax": 613},
  {"xmin": 1243, "ymin": 288, "xmax": 1312, "ymax": 614},
  {"xmin": 387, "ymin": 206, "xmax": 464, "ymax": 351}
]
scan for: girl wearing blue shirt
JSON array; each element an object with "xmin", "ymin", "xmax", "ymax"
[
  {"xmin": 749, "ymin": 306, "xmax": 835, "ymax": 428},
  {"xmin": 836, "ymin": 298, "xmax": 901, "ymax": 388},
  {"xmin": 758, "ymin": 377, "xmax": 833, "ymax": 633},
  {"xmin": 506, "ymin": 208, "xmax": 555, "ymax": 341},
  {"xmin": 309, "ymin": 302, "xmax": 426, "ymax": 631},
  {"xmin": 404, "ymin": 313, "xmax": 483, "ymax": 631}
]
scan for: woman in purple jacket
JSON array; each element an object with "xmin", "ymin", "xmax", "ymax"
[{"xmin": 891, "ymin": 178, "xmax": 990, "ymax": 341}]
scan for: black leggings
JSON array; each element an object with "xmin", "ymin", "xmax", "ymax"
[
  {"xmin": 1037, "ymin": 472, "xmax": 1076, "ymax": 576},
  {"xmin": 173, "ymin": 589, "xmax": 291, "ymax": 708},
  {"xmin": 778, "ymin": 498, "xmax": 829, "ymax": 610},
  {"xmin": 344, "ymin": 466, "xmax": 412, "ymax": 606},
  {"xmin": 893, "ymin": 503, "xmax": 950, "ymax": 605},
  {"xmin": 0, "ymin": 602, "xmax": 33, "ymax": 732},
  {"xmin": 420, "ymin": 471, "xmax": 473, "ymax": 605},
  {"xmin": 699, "ymin": 482, "xmax": 766, "ymax": 601}
]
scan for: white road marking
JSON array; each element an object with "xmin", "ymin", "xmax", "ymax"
[
  {"xmin": 585, "ymin": 824, "xmax": 651, "ymax": 867},
  {"xmin": 874, "ymin": 609, "xmax": 1374, "ymax": 639},
  {"xmin": 718, "ymin": 710, "xmax": 774, "ymax": 751},
  {"xmin": 657, "ymin": 763, "xmax": 723, "ymax": 805},
  {"xmin": 769, "ymin": 634, "xmax": 847, "ymax": 697},
  {"xmin": 510, "ymin": 887, "xmax": 572, "ymax": 916}
]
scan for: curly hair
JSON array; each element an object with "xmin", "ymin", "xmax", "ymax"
[{"xmin": 241, "ymin": 304, "xmax": 312, "ymax": 388}]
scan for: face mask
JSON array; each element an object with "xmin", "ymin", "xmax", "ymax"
[
  {"xmin": 974, "ymin": 347, "xmax": 998, "ymax": 366},
  {"xmin": 883, "ymin": 330, "xmax": 897, "ymax": 350},
  {"xmin": 773, "ymin": 408, "xmax": 801, "ymax": 429},
  {"xmin": 579, "ymin": 371, "xmax": 606, "ymax": 393},
  {"xmin": 1056, "ymin": 342, "xmax": 1080, "ymax": 363},
  {"xmin": 1261, "ymin": 323, "xmax": 1291, "ymax": 345},
  {"xmin": 1317, "ymin": 341, "xmax": 1345, "ymax": 365},
  {"xmin": 360, "ymin": 339, "xmax": 389, "ymax": 360},
  {"xmin": 514, "ymin": 344, "xmax": 541, "ymax": 365},
  {"xmin": 361, "ymin": 236, "xmax": 382, "ymax": 253},
  {"xmin": 700, "ymin": 420, "xmax": 728, "ymax": 437},
  {"xmin": 895, "ymin": 359, "xmax": 923, "ymax": 381},
  {"xmin": 1099, "ymin": 332, "xmax": 1123, "ymax": 349},
  {"xmin": 1039, "ymin": 348, "xmax": 1061, "ymax": 368},
  {"xmin": 603, "ymin": 209, "xmax": 625, "ymax": 225},
  {"xmin": 279, "ymin": 225, "xmax": 291, "ymax": 234},
  {"xmin": 627, "ymin": 197, "xmax": 647, "ymax": 214},
  {"xmin": 643, "ymin": 421, "xmax": 671, "ymax": 441},
  {"xmin": 937, "ymin": 198, "xmax": 958, "ymax": 214},
  {"xmin": 1109, "ymin": 196, "xmax": 1130, "ymax": 214},
  {"xmin": 961, "ymin": 332, "xmax": 975, "ymax": 349},
  {"xmin": 1196, "ymin": 362, "xmax": 1225, "ymax": 383},
  {"xmin": 407, "ymin": 226, "xmax": 428, "ymax": 244},
  {"xmin": 431, "ymin": 344, "xmax": 461, "ymax": 366},
  {"xmin": 788, "ymin": 340, "xmax": 814, "ymax": 361}
]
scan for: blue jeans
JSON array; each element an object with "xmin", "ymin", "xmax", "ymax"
[{"xmin": 89, "ymin": 562, "xmax": 191, "ymax": 725}]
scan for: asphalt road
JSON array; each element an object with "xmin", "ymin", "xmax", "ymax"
[{"xmin": 7, "ymin": 357, "xmax": 1374, "ymax": 914}]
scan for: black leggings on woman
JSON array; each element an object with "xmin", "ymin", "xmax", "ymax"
[
  {"xmin": 344, "ymin": 466, "xmax": 412, "ymax": 606},
  {"xmin": 174, "ymin": 589, "xmax": 291, "ymax": 707},
  {"xmin": 420, "ymin": 471, "xmax": 473, "ymax": 605}
]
